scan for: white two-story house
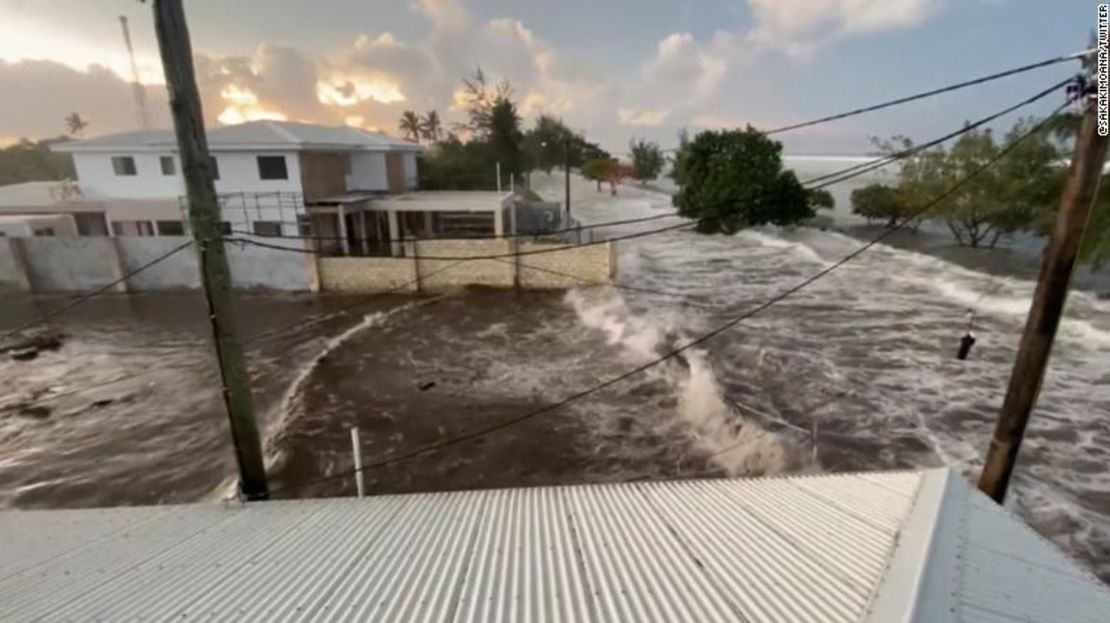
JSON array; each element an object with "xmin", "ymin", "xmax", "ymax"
[
  {"xmin": 33, "ymin": 120, "xmax": 422, "ymax": 250},
  {"xmin": 0, "ymin": 119, "xmax": 540, "ymax": 257}
]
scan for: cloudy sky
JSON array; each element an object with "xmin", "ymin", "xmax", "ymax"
[{"xmin": 0, "ymin": 0, "xmax": 1096, "ymax": 154}]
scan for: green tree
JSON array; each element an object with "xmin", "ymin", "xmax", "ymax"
[
  {"xmin": 398, "ymin": 110, "xmax": 421, "ymax": 142},
  {"xmin": 524, "ymin": 114, "xmax": 573, "ymax": 174},
  {"xmin": 669, "ymin": 128, "xmax": 691, "ymax": 186},
  {"xmin": 419, "ymin": 134, "xmax": 496, "ymax": 190},
  {"xmin": 64, "ymin": 112, "xmax": 88, "ymax": 138},
  {"xmin": 851, "ymin": 183, "xmax": 904, "ymax": 226},
  {"xmin": 885, "ymin": 121, "xmax": 1062, "ymax": 247},
  {"xmin": 629, "ymin": 138, "xmax": 664, "ymax": 184},
  {"xmin": 419, "ymin": 110, "xmax": 442, "ymax": 143},
  {"xmin": 488, "ymin": 98, "xmax": 524, "ymax": 181},
  {"xmin": 0, "ymin": 137, "xmax": 75, "ymax": 186},
  {"xmin": 672, "ymin": 127, "xmax": 813, "ymax": 233},
  {"xmin": 581, "ymin": 157, "xmax": 614, "ymax": 192},
  {"xmin": 808, "ymin": 188, "xmax": 835, "ymax": 211},
  {"xmin": 457, "ymin": 66, "xmax": 512, "ymax": 138}
]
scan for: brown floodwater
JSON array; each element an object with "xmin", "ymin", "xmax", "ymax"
[{"xmin": 2, "ymin": 174, "xmax": 1109, "ymax": 585}]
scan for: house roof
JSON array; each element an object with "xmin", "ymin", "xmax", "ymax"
[
  {"xmin": 51, "ymin": 120, "xmax": 424, "ymax": 154},
  {"xmin": 1, "ymin": 469, "xmax": 1106, "ymax": 621},
  {"xmin": 0, "ymin": 181, "xmax": 70, "ymax": 208}
]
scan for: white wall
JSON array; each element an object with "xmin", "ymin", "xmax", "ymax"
[
  {"xmin": 74, "ymin": 152, "xmax": 185, "ymax": 200},
  {"xmin": 0, "ymin": 214, "xmax": 78, "ymax": 237},
  {"xmin": 403, "ymin": 152, "xmax": 418, "ymax": 190},
  {"xmin": 346, "ymin": 152, "xmax": 388, "ymax": 191},
  {"xmin": 72, "ymin": 150, "xmax": 304, "ymax": 200},
  {"xmin": 213, "ymin": 151, "xmax": 303, "ymax": 195}
]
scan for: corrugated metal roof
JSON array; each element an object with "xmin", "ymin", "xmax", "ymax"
[
  {"xmin": 51, "ymin": 120, "xmax": 423, "ymax": 154},
  {"xmin": 0, "ymin": 469, "xmax": 1106, "ymax": 622}
]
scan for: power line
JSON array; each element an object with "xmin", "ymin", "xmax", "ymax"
[
  {"xmin": 799, "ymin": 77, "xmax": 1074, "ymax": 189},
  {"xmin": 269, "ymin": 103, "xmax": 1066, "ymax": 496},
  {"xmin": 225, "ymin": 219, "xmax": 697, "ymax": 261},
  {"xmin": 226, "ymin": 212, "xmax": 682, "ymax": 245},
  {"xmin": 0, "ymin": 240, "xmax": 194, "ymax": 344},
  {"xmin": 765, "ymin": 50, "xmax": 1088, "ymax": 135}
]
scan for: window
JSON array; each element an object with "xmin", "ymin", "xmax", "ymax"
[
  {"xmin": 33, "ymin": 228, "xmax": 55, "ymax": 237},
  {"xmin": 111, "ymin": 220, "xmax": 155, "ymax": 236},
  {"xmin": 252, "ymin": 221, "xmax": 282, "ymax": 237},
  {"xmin": 156, "ymin": 220, "xmax": 185, "ymax": 236},
  {"xmin": 210, "ymin": 156, "xmax": 220, "ymax": 180},
  {"xmin": 219, "ymin": 221, "xmax": 232, "ymax": 235},
  {"xmin": 160, "ymin": 156, "xmax": 175, "ymax": 176},
  {"xmin": 111, "ymin": 156, "xmax": 137, "ymax": 176},
  {"xmin": 257, "ymin": 156, "xmax": 288, "ymax": 180}
]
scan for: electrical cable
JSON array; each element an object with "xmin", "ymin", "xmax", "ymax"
[
  {"xmin": 225, "ymin": 219, "xmax": 697, "ymax": 261},
  {"xmin": 266, "ymin": 102, "xmax": 1067, "ymax": 496},
  {"xmin": 798, "ymin": 77, "xmax": 1074, "ymax": 189},
  {"xmin": 765, "ymin": 50, "xmax": 1088, "ymax": 135},
  {"xmin": 225, "ymin": 212, "xmax": 682, "ymax": 245}
]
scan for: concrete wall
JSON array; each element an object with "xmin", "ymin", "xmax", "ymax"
[
  {"xmin": 116, "ymin": 237, "xmax": 201, "ymax": 290},
  {"xmin": 1, "ymin": 236, "xmax": 316, "ymax": 293},
  {"xmin": 346, "ymin": 152, "xmax": 388, "ymax": 191},
  {"xmin": 417, "ymin": 239, "xmax": 515, "ymax": 288},
  {"xmin": 0, "ymin": 238, "xmax": 30, "ymax": 292},
  {"xmin": 403, "ymin": 153, "xmax": 418, "ymax": 190},
  {"xmin": 226, "ymin": 238, "xmax": 316, "ymax": 291},
  {"xmin": 73, "ymin": 152, "xmax": 185, "ymax": 200},
  {"xmin": 73, "ymin": 151, "xmax": 303, "ymax": 200},
  {"xmin": 318, "ymin": 256, "xmax": 418, "ymax": 292},
  {"xmin": 18, "ymin": 237, "xmax": 126, "ymax": 292},
  {"xmin": 315, "ymin": 238, "xmax": 613, "ymax": 292},
  {"xmin": 517, "ymin": 241, "xmax": 613, "ymax": 288}
]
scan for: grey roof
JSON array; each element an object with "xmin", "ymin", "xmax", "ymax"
[
  {"xmin": 0, "ymin": 469, "xmax": 1106, "ymax": 622},
  {"xmin": 52, "ymin": 120, "xmax": 423, "ymax": 154}
]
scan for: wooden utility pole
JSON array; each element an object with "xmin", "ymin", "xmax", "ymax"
[
  {"xmin": 978, "ymin": 84, "xmax": 1108, "ymax": 504},
  {"xmin": 151, "ymin": 0, "xmax": 269, "ymax": 500},
  {"xmin": 564, "ymin": 137, "xmax": 572, "ymax": 224}
]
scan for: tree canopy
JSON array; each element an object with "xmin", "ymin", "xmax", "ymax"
[
  {"xmin": 0, "ymin": 138, "xmax": 75, "ymax": 186},
  {"xmin": 879, "ymin": 119, "xmax": 1064, "ymax": 247},
  {"xmin": 808, "ymin": 188, "xmax": 835, "ymax": 211},
  {"xmin": 851, "ymin": 183, "xmax": 905, "ymax": 226},
  {"xmin": 629, "ymin": 138, "xmax": 664, "ymax": 184},
  {"xmin": 672, "ymin": 127, "xmax": 813, "ymax": 233},
  {"xmin": 398, "ymin": 110, "xmax": 421, "ymax": 142}
]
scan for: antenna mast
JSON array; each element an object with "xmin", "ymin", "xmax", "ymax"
[{"xmin": 119, "ymin": 15, "xmax": 150, "ymax": 129}]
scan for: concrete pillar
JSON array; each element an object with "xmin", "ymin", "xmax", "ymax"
[
  {"xmin": 337, "ymin": 205, "xmax": 350, "ymax": 256},
  {"xmin": 0, "ymin": 237, "xmax": 32, "ymax": 292},
  {"xmin": 388, "ymin": 210, "xmax": 402, "ymax": 257},
  {"xmin": 494, "ymin": 206, "xmax": 504, "ymax": 237}
]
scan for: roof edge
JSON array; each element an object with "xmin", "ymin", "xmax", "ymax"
[{"xmin": 861, "ymin": 467, "xmax": 953, "ymax": 623}]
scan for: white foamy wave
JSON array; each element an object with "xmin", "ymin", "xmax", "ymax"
[
  {"xmin": 566, "ymin": 286, "xmax": 797, "ymax": 475},
  {"xmin": 679, "ymin": 350, "xmax": 795, "ymax": 475},
  {"xmin": 733, "ymin": 229, "xmax": 828, "ymax": 266},
  {"xmin": 565, "ymin": 287, "xmax": 673, "ymax": 362}
]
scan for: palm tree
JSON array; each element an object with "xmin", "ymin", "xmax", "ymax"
[
  {"xmin": 64, "ymin": 112, "xmax": 89, "ymax": 138},
  {"xmin": 398, "ymin": 111, "xmax": 421, "ymax": 142},
  {"xmin": 419, "ymin": 110, "xmax": 442, "ymax": 143}
]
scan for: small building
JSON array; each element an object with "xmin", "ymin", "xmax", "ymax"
[{"xmin": 313, "ymin": 191, "xmax": 516, "ymax": 256}]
